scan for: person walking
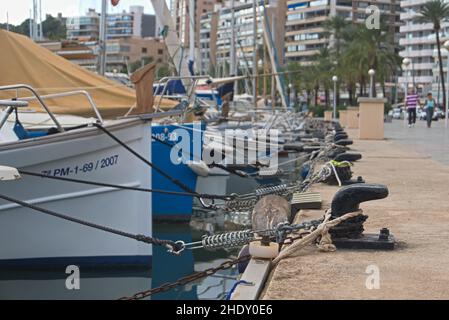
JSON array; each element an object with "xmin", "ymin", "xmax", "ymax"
[
  {"xmin": 423, "ymin": 92, "xmax": 435, "ymax": 128},
  {"xmin": 405, "ymin": 89, "xmax": 419, "ymax": 127}
]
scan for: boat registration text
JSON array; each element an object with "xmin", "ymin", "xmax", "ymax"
[{"xmin": 41, "ymin": 155, "xmax": 119, "ymax": 177}]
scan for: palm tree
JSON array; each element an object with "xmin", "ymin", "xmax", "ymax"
[
  {"xmin": 323, "ymin": 15, "xmax": 350, "ymax": 59},
  {"xmin": 314, "ymin": 48, "xmax": 335, "ymax": 108},
  {"xmin": 324, "ymin": 16, "xmax": 350, "ymax": 105},
  {"xmin": 414, "ymin": 0, "xmax": 449, "ymax": 109},
  {"xmin": 342, "ymin": 21, "xmax": 400, "ymax": 97}
]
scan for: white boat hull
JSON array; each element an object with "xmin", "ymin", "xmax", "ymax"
[{"xmin": 0, "ymin": 119, "xmax": 152, "ymax": 267}]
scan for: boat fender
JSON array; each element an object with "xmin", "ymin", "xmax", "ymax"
[
  {"xmin": 300, "ymin": 163, "xmax": 311, "ymax": 179},
  {"xmin": 249, "ymin": 241, "xmax": 279, "ymax": 259},
  {"xmin": 187, "ymin": 160, "xmax": 210, "ymax": 177}
]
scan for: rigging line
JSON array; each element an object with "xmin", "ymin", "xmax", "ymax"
[
  {"xmin": 89, "ymin": 123, "xmax": 234, "ymax": 201},
  {"xmin": 92, "ymin": 122, "xmax": 195, "ymax": 194},
  {"xmin": 0, "ymin": 192, "xmax": 183, "ymax": 253},
  {"xmin": 18, "ymin": 170, "xmax": 215, "ymax": 199}
]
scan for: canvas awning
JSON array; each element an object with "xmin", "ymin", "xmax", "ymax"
[{"xmin": 0, "ymin": 30, "xmax": 176, "ymax": 119}]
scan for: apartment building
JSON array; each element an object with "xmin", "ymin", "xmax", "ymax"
[
  {"xmin": 398, "ymin": 0, "xmax": 449, "ymax": 96},
  {"xmin": 172, "ymin": 0, "xmax": 223, "ymax": 48},
  {"xmin": 199, "ymin": 10, "xmax": 219, "ymax": 73},
  {"xmin": 66, "ymin": 9, "xmax": 100, "ymax": 41},
  {"xmin": 64, "ymin": 6, "xmax": 165, "ymax": 72},
  {"xmin": 199, "ymin": 0, "xmax": 286, "ymax": 76},
  {"xmin": 106, "ymin": 37, "xmax": 167, "ymax": 70},
  {"xmin": 285, "ymin": 0, "xmax": 400, "ymax": 65},
  {"xmin": 67, "ymin": 6, "xmax": 158, "ymax": 41},
  {"xmin": 40, "ymin": 41, "xmax": 97, "ymax": 70}
]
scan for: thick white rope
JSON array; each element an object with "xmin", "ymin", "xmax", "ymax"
[{"xmin": 272, "ymin": 209, "xmax": 364, "ymax": 264}]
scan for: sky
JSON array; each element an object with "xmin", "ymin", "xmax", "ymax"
[{"xmin": 1, "ymin": 0, "xmax": 159, "ymax": 25}]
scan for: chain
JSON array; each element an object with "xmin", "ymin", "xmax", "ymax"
[{"xmin": 118, "ymin": 255, "xmax": 251, "ymax": 300}]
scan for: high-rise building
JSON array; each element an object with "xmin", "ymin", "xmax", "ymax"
[
  {"xmin": 64, "ymin": 6, "xmax": 165, "ymax": 72},
  {"xmin": 172, "ymin": 0, "xmax": 223, "ymax": 48},
  {"xmin": 66, "ymin": 6, "xmax": 159, "ymax": 41},
  {"xmin": 285, "ymin": 0, "xmax": 400, "ymax": 65},
  {"xmin": 199, "ymin": 10, "xmax": 219, "ymax": 73},
  {"xmin": 399, "ymin": 0, "xmax": 446, "ymax": 95},
  {"xmin": 199, "ymin": 1, "xmax": 286, "ymax": 76},
  {"xmin": 66, "ymin": 9, "xmax": 100, "ymax": 42}
]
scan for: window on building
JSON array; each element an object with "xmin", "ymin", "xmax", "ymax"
[{"xmin": 142, "ymin": 48, "xmax": 147, "ymax": 54}]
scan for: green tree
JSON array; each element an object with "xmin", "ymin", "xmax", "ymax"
[
  {"xmin": 309, "ymin": 48, "xmax": 335, "ymax": 108},
  {"xmin": 323, "ymin": 16, "xmax": 350, "ymax": 105},
  {"xmin": 414, "ymin": 0, "xmax": 449, "ymax": 109},
  {"xmin": 1, "ymin": 15, "xmax": 66, "ymax": 40},
  {"xmin": 129, "ymin": 57, "xmax": 155, "ymax": 74},
  {"xmin": 342, "ymin": 19, "xmax": 400, "ymax": 97},
  {"xmin": 42, "ymin": 15, "xmax": 66, "ymax": 40}
]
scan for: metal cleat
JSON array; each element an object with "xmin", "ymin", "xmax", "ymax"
[{"xmin": 329, "ymin": 184, "xmax": 394, "ymax": 250}]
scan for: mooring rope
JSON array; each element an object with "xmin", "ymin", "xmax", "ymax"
[
  {"xmin": 272, "ymin": 209, "xmax": 364, "ymax": 264},
  {"xmin": 92, "ymin": 123, "xmax": 196, "ymax": 194},
  {"xmin": 19, "ymin": 170, "xmax": 221, "ymax": 199}
]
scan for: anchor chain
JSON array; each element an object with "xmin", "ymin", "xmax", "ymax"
[{"xmin": 118, "ymin": 255, "xmax": 251, "ymax": 300}]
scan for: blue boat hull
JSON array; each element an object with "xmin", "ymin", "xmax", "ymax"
[{"xmin": 152, "ymin": 123, "xmax": 205, "ymax": 221}]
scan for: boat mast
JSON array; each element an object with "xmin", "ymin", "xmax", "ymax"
[
  {"xmin": 230, "ymin": 0, "xmax": 237, "ymax": 94},
  {"xmin": 39, "ymin": 0, "xmax": 43, "ymax": 40},
  {"xmin": 261, "ymin": 2, "xmax": 288, "ymax": 109},
  {"xmin": 98, "ymin": 0, "xmax": 108, "ymax": 75},
  {"xmin": 31, "ymin": 0, "xmax": 38, "ymax": 41},
  {"xmin": 151, "ymin": 0, "xmax": 192, "ymax": 88},
  {"xmin": 252, "ymin": 0, "xmax": 257, "ymax": 109},
  {"xmin": 189, "ymin": 0, "xmax": 195, "ymax": 73}
]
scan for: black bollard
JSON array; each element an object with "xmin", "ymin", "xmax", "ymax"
[{"xmin": 334, "ymin": 152, "xmax": 362, "ymax": 162}]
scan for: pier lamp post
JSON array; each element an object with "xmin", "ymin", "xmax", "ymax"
[
  {"xmin": 368, "ymin": 69, "xmax": 376, "ymax": 98},
  {"xmin": 0, "ymin": 166, "xmax": 21, "ymax": 181},
  {"xmin": 402, "ymin": 58, "xmax": 411, "ymax": 127},
  {"xmin": 444, "ymin": 40, "xmax": 449, "ymax": 128},
  {"xmin": 332, "ymin": 76, "xmax": 338, "ymax": 120},
  {"xmin": 288, "ymin": 83, "xmax": 293, "ymax": 108}
]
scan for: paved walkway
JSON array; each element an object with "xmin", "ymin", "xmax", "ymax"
[
  {"xmin": 262, "ymin": 123, "xmax": 449, "ymax": 300},
  {"xmin": 385, "ymin": 119, "xmax": 449, "ymax": 165}
]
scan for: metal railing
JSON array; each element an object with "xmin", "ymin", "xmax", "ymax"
[
  {"xmin": 153, "ymin": 75, "xmax": 216, "ymax": 112},
  {"xmin": 18, "ymin": 90, "xmax": 104, "ymax": 124},
  {"xmin": 0, "ymin": 84, "xmax": 104, "ymax": 133},
  {"xmin": 0, "ymin": 84, "xmax": 65, "ymax": 132}
]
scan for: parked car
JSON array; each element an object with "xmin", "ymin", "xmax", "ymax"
[
  {"xmin": 418, "ymin": 108, "xmax": 427, "ymax": 120},
  {"xmin": 419, "ymin": 107, "xmax": 444, "ymax": 121},
  {"xmin": 392, "ymin": 108, "xmax": 402, "ymax": 119},
  {"xmin": 434, "ymin": 107, "xmax": 444, "ymax": 120}
]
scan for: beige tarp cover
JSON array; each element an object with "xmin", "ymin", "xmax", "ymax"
[{"xmin": 0, "ymin": 30, "xmax": 176, "ymax": 118}]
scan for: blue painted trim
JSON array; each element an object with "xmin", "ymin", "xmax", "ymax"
[{"xmin": 0, "ymin": 255, "xmax": 152, "ymax": 269}]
